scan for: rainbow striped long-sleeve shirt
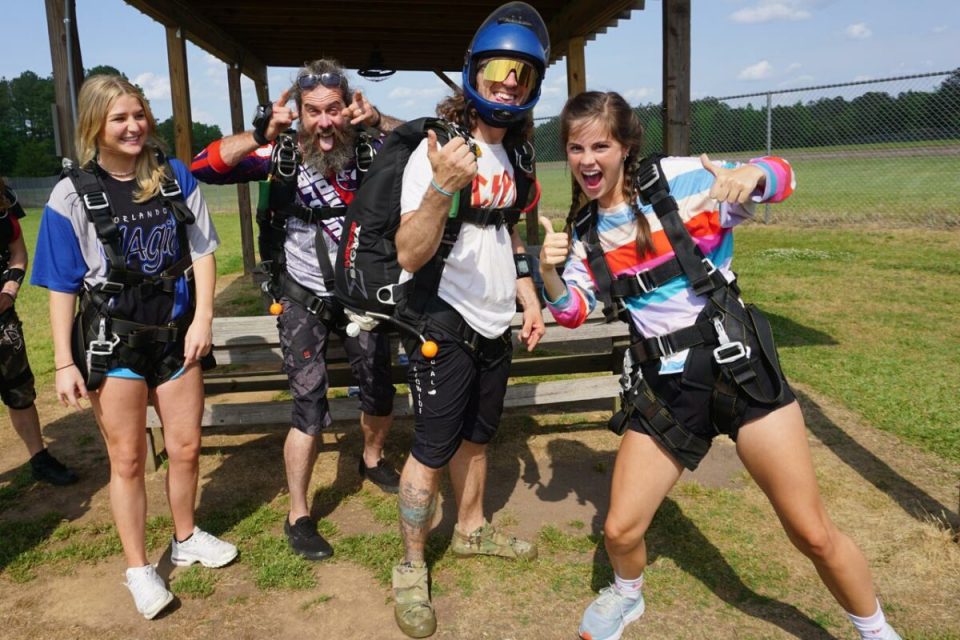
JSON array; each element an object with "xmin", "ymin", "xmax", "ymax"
[{"xmin": 545, "ymin": 156, "xmax": 795, "ymax": 374}]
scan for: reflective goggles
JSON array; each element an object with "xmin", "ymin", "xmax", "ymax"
[
  {"xmin": 296, "ymin": 72, "xmax": 344, "ymax": 91},
  {"xmin": 478, "ymin": 58, "xmax": 539, "ymax": 93}
]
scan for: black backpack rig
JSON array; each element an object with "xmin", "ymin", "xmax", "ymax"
[
  {"xmin": 1, "ymin": 185, "xmax": 26, "ymax": 295},
  {"xmin": 333, "ymin": 117, "xmax": 537, "ymax": 355},
  {"xmin": 255, "ymin": 127, "xmax": 378, "ymax": 325},
  {"xmin": 570, "ymin": 155, "xmax": 786, "ymax": 466},
  {"xmin": 65, "ymin": 157, "xmax": 204, "ymax": 390}
]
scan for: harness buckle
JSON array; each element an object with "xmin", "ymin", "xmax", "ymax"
[
  {"xmin": 88, "ymin": 317, "xmax": 120, "ymax": 357},
  {"xmin": 273, "ymin": 135, "xmax": 300, "ymax": 179},
  {"xmin": 159, "ymin": 180, "xmax": 182, "ymax": 198},
  {"xmin": 702, "ymin": 257, "xmax": 718, "ymax": 276},
  {"xmin": 713, "ymin": 342, "xmax": 750, "ymax": 364},
  {"xmin": 98, "ymin": 281, "xmax": 125, "ymax": 295},
  {"xmin": 634, "ymin": 269, "xmax": 655, "ymax": 294},
  {"xmin": 711, "ymin": 316, "xmax": 750, "ymax": 364},
  {"xmin": 376, "ymin": 285, "xmax": 397, "ymax": 306},
  {"xmin": 654, "ymin": 334, "xmax": 673, "ymax": 358},
  {"xmin": 306, "ymin": 296, "xmax": 326, "ymax": 316},
  {"xmin": 82, "ymin": 192, "xmax": 109, "ymax": 211}
]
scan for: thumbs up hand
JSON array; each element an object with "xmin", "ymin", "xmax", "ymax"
[
  {"xmin": 538, "ymin": 216, "xmax": 571, "ymax": 271},
  {"xmin": 700, "ymin": 153, "xmax": 766, "ymax": 204},
  {"xmin": 427, "ymin": 129, "xmax": 477, "ymax": 196}
]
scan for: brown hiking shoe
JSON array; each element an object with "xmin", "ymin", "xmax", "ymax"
[
  {"xmin": 392, "ymin": 561, "xmax": 436, "ymax": 638},
  {"xmin": 450, "ymin": 520, "xmax": 538, "ymax": 561}
]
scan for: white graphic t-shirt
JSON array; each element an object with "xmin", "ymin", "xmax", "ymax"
[{"xmin": 400, "ymin": 138, "xmax": 517, "ymax": 338}]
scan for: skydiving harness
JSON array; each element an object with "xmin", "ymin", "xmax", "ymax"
[
  {"xmin": 1, "ymin": 187, "xmax": 25, "ymax": 293},
  {"xmin": 256, "ymin": 128, "xmax": 378, "ymax": 326},
  {"xmin": 570, "ymin": 155, "xmax": 784, "ymax": 443},
  {"xmin": 387, "ymin": 120, "xmax": 537, "ymax": 356},
  {"xmin": 66, "ymin": 160, "xmax": 199, "ymax": 390}
]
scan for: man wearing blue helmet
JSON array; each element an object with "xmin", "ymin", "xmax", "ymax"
[{"xmin": 389, "ymin": 2, "xmax": 549, "ymax": 637}]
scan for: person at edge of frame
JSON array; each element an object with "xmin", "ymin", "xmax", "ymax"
[
  {"xmin": 538, "ymin": 89, "xmax": 903, "ymax": 640},
  {"xmin": 0, "ymin": 177, "xmax": 79, "ymax": 486}
]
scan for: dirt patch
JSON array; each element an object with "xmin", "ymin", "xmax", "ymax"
[{"xmin": 1, "ymin": 385, "xmax": 957, "ymax": 639}]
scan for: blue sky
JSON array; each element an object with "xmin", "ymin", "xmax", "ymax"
[{"xmin": 1, "ymin": 0, "xmax": 956, "ymax": 135}]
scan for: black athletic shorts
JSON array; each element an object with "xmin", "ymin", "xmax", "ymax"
[
  {"xmin": 407, "ymin": 321, "xmax": 513, "ymax": 469},
  {"xmin": 630, "ymin": 344, "xmax": 797, "ymax": 470},
  {"xmin": 278, "ymin": 297, "xmax": 395, "ymax": 436},
  {"xmin": 0, "ymin": 309, "xmax": 37, "ymax": 409}
]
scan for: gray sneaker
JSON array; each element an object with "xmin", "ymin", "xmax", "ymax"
[
  {"xmin": 124, "ymin": 564, "xmax": 173, "ymax": 620},
  {"xmin": 578, "ymin": 585, "xmax": 645, "ymax": 640},
  {"xmin": 393, "ymin": 561, "xmax": 436, "ymax": 638}
]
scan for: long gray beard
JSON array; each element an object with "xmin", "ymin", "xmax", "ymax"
[{"xmin": 299, "ymin": 126, "xmax": 357, "ymax": 176}]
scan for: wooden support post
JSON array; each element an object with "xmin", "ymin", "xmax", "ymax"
[
  {"xmin": 166, "ymin": 25, "xmax": 194, "ymax": 163},
  {"xmin": 228, "ymin": 64, "xmax": 256, "ymax": 274},
  {"xmin": 253, "ymin": 70, "xmax": 270, "ymax": 105},
  {"xmin": 662, "ymin": 0, "xmax": 691, "ymax": 155},
  {"xmin": 566, "ymin": 36, "xmax": 587, "ymax": 98},
  {"xmin": 560, "ymin": 35, "xmax": 588, "ymax": 236},
  {"xmin": 45, "ymin": 0, "xmax": 84, "ymax": 160}
]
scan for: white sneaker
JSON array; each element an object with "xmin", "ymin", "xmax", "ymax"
[
  {"xmin": 124, "ymin": 564, "xmax": 174, "ymax": 620},
  {"xmin": 170, "ymin": 527, "xmax": 238, "ymax": 568}
]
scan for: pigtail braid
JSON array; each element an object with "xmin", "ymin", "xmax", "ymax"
[{"xmin": 623, "ymin": 152, "xmax": 654, "ymax": 257}]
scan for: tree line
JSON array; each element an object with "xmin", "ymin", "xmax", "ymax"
[
  {"xmin": 533, "ymin": 69, "xmax": 960, "ymax": 162},
  {"xmin": 0, "ymin": 66, "xmax": 223, "ymax": 177}
]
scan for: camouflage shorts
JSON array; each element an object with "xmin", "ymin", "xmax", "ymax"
[
  {"xmin": 0, "ymin": 308, "xmax": 37, "ymax": 409},
  {"xmin": 277, "ymin": 297, "xmax": 395, "ymax": 436}
]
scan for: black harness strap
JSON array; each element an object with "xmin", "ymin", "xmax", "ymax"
[
  {"xmin": 587, "ymin": 155, "xmax": 786, "ymax": 443},
  {"xmin": 636, "ymin": 155, "xmax": 723, "ymax": 297},
  {"xmin": 67, "ymin": 160, "xmax": 199, "ymax": 390},
  {"xmin": 399, "ymin": 120, "xmax": 534, "ymax": 321},
  {"xmin": 262, "ymin": 130, "xmax": 376, "ymax": 303}
]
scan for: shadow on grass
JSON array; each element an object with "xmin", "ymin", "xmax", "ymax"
[
  {"xmin": 764, "ymin": 311, "xmax": 838, "ymax": 348},
  {"xmin": 0, "ymin": 407, "xmax": 105, "ymax": 574},
  {"xmin": 646, "ymin": 498, "xmax": 836, "ymax": 639},
  {"xmin": 797, "ymin": 389, "xmax": 959, "ymax": 532},
  {"xmin": 529, "ymin": 432, "xmax": 835, "ymax": 638}
]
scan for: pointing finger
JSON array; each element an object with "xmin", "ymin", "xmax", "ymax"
[{"xmin": 274, "ymin": 88, "xmax": 291, "ymax": 109}]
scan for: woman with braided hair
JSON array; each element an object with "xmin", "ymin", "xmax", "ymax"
[{"xmin": 538, "ymin": 91, "xmax": 900, "ymax": 640}]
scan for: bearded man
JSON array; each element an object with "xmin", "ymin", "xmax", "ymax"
[{"xmin": 192, "ymin": 58, "xmax": 402, "ymax": 560}]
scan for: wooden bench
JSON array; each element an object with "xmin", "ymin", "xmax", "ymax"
[{"xmin": 144, "ymin": 306, "xmax": 629, "ymax": 468}]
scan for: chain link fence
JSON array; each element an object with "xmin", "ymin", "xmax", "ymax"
[
  {"xmin": 533, "ymin": 70, "xmax": 960, "ymax": 227},
  {"xmin": 8, "ymin": 71, "xmax": 958, "ymax": 227}
]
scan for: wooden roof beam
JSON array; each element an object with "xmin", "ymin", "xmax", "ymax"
[
  {"xmin": 124, "ymin": 0, "xmax": 267, "ymax": 82},
  {"xmin": 548, "ymin": 0, "xmax": 644, "ymax": 61}
]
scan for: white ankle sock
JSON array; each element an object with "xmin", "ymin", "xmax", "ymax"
[
  {"xmin": 614, "ymin": 572, "xmax": 644, "ymax": 599},
  {"xmin": 847, "ymin": 600, "xmax": 899, "ymax": 639}
]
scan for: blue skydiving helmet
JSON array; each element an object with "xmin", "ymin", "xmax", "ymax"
[{"xmin": 462, "ymin": 2, "xmax": 550, "ymax": 126}]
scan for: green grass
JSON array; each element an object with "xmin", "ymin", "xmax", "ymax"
[
  {"xmin": 528, "ymin": 152, "xmax": 959, "ymax": 224},
  {"xmin": 171, "ymin": 565, "xmax": 218, "ymax": 599}
]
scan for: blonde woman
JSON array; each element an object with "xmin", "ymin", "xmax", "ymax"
[{"xmin": 31, "ymin": 75, "xmax": 235, "ymax": 620}]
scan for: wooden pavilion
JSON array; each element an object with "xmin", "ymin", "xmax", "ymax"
[{"xmin": 44, "ymin": 0, "xmax": 691, "ymax": 270}]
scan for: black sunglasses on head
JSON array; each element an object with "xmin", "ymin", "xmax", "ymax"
[{"xmin": 296, "ymin": 72, "xmax": 344, "ymax": 91}]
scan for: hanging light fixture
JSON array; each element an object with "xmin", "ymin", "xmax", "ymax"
[{"xmin": 358, "ymin": 46, "xmax": 396, "ymax": 81}]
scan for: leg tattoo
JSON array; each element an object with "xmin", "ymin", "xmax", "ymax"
[{"xmin": 399, "ymin": 479, "xmax": 436, "ymax": 563}]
